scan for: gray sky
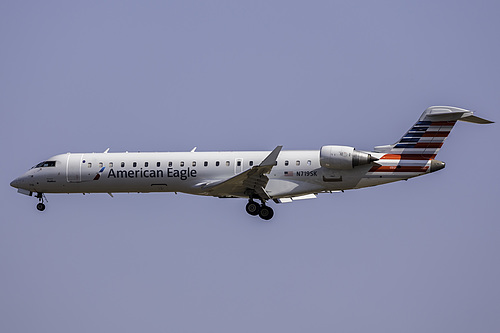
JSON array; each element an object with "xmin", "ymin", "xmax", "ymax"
[{"xmin": 1, "ymin": 1, "xmax": 499, "ymax": 332}]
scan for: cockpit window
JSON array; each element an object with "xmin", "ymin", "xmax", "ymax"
[{"xmin": 33, "ymin": 161, "xmax": 56, "ymax": 168}]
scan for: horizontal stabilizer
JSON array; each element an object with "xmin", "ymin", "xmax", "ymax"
[{"xmin": 459, "ymin": 115, "xmax": 494, "ymax": 124}]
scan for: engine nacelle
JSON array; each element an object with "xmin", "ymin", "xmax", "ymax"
[{"xmin": 320, "ymin": 145, "xmax": 376, "ymax": 169}]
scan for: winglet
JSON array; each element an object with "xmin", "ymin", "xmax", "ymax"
[
  {"xmin": 259, "ymin": 146, "xmax": 283, "ymax": 167},
  {"xmin": 197, "ymin": 146, "xmax": 283, "ymax": 199}
]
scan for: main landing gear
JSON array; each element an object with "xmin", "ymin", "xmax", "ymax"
[
  {"xmin": 36, "ymin": 193, "xmax": 46, "ymax": 211},
  {"xmin": 245, "ymin": 200, "xmax": 274, "ymax": 220}
]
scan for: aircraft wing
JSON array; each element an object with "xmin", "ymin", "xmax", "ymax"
[{"xmin": 199, "ymin": 146, "xmax": 282, "ymax": 199}]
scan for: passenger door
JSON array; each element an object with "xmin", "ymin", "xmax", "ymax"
[{"xmin": 66, "ymin": 154, "xmax": 82, "ymax": 182}]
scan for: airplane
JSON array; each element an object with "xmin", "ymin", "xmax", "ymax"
[{"xmin": 10, "ymin": 106, "xmax": 493, "ymax": 220}]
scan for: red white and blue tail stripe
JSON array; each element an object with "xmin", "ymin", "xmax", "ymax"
[
  {"xmin": 367, "ymin": 106, "xmax": 493, "ymax": 177},
  {"xmin": 383, "ymin": 119, "xmax": 456, "ymax": 159},
  {"xmin": 374, "ymin": 106, "xmax": 493, "ymax": 159}
]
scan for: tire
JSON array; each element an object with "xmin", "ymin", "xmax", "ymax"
[
  {"xmin": 36, "ymin": 203, "xmax": 46, "ymax": 211},
  {"xmin": 246, "ymin": 201, "xmax": 260, "ymax": 216},
  {"xmin": 258, "ymin": 206, "xmax": 274, "ymax": 220}
]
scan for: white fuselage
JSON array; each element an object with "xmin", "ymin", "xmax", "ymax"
[{"xmin": 11, "ymin": 149, "xmax": 432, "ymax": 199}]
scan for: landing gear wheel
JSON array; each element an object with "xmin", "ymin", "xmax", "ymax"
[
  {"xmin": 35, "ymin": 193, "xmax": 47, "ymax": 212},
  {"xmin": 246, "ymin": 201, "xmax": 261, "ymax": 216},
  {"xmin": 258, "ymin": 205, "xmax": 274, "ymax": 220}
]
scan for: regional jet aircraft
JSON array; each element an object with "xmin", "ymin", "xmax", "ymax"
[{"xmin": 10, "ymin": 106, "xmax": 493, "ymax": 220}]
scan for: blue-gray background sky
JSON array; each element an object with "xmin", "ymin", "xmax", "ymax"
[{"xmin": 1, "ymin": 1, "xmax": 499, "ymax": 332}]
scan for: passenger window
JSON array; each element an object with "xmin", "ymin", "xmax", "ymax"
[
  {"xmin": 307, "ymin": 160, "xmax": 311, "ymax": 165},
  {"xmin": 168, "ymin": 161, "xmax": 172, "ymax": 167},
  {"xmin": 109, "ymin": 162, "xmax": 113, "ymax": 167},
  {"xmin": 285, "ymin": 160, "xmax": 289, "ymax": 166},
  {"xmin": 121, "ymin": 162, "xmax": 125, "ymax": 167},
  {"xmin": 249, "ymin": 161, "xmax": 253, "ymax": 166},
  {"xmin": 296, "ymin": 160, "xmax": 300, "ymax": 166},
  {"xmin": 98, "ymin": 162, "xmax": 103, "ymax": 168},
  {"xmin": 192, "ymin": 161, "xmax": 196, "ymax": 167},
  {"xmin": 204, "ymin": 161, "xmax": 208, "ymax": 167},
  {"xmin": 180, "ymin": 161, "xmax": 184, "ymax": 167},
  {"xmin": 226, "ymin": 161, "xmax": 230, "ymax": 166},
  {"xmin": 133, "ymin": 162, "xmax": 137, "ymax": 167},
  {"xmin": 216, "ymin": 161, "xmax": 220, "ymax": 167},
  {"xmin": 157, "ymin": 162, "xmax": 161, "ymax": 167},
  {"xmin": 88, "ymin": 163, "xmax": 92, "ymax": 168},
  {"xmin": 145, "ymin": 162, "xmax": 149, "ymax": 167}
]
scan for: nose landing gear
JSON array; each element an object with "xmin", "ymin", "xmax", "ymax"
[
  {"xmin": 245, "ymin": 199, "xmax": 274, "ymax": 220},
  {"xmin": 36, "ymin": 193, "xmax": 46, "ymax": 211}
]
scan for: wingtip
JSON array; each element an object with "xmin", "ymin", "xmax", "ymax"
[{"xmin": 259, "ymin": 146, "xmax": 283, "ymax": 167}]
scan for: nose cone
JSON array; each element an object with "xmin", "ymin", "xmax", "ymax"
[
  {"xmin": 430, "ymin": 160, "xmax": 446, "ymax": 173},
  {"xmin": 10, "ymin": 178, "xmax": 21, "ymax": 188},
  {"xmin": 10, "ymin": 175, "xmax": 29, "ymax": 189}
]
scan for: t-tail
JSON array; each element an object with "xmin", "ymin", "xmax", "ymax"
[
  {"xmin": 369, "ymin": 106, "xmax": 493, "ymax": 176},
  {"xmin": 374, "ymin": 106, "xmax": 493, "ymax": 159}
]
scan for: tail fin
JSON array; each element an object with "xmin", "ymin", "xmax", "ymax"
[{"xmin": 374, "ymin": 106, "xmax": 493, "ymax": 159}]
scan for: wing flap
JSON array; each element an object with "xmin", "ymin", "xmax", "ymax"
[{"xmin": 276, "ymin": 193, "xmax": 317, "ymax": 203}]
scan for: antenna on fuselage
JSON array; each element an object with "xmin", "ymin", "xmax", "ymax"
[
  {"xmin": 103, "ymin": 148, "xmax": 110, "ymax": 153},
  {"xmin": 190, "ymin": 147, "xmax": 197, "ymax": 152}
]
